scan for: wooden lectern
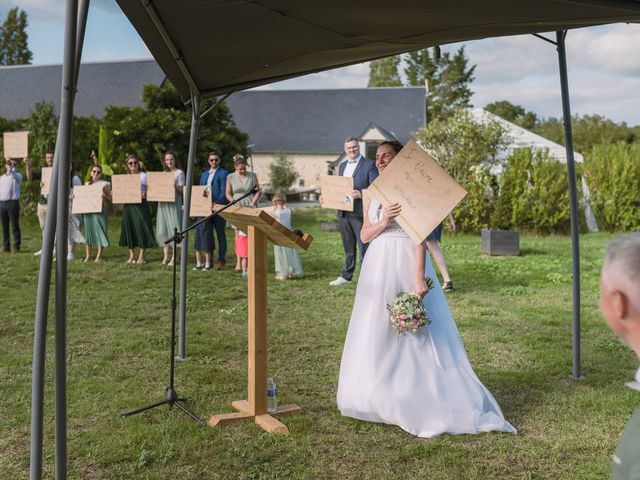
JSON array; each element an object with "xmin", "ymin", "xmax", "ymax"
[{"xmin": 208, "ymin": 206, "xmax": 313, "ymax": 434}]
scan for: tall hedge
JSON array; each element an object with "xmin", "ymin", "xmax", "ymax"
[{"xmin": 584, "ymin": 143, "xmax": 640, "ymax": 232}]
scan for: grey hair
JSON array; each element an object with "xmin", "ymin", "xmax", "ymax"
[{"xmin": 603, "ymin": 233, "xmax": 640, "ymax": 287}]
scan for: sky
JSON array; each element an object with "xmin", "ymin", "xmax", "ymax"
[{"xmin": 2, "ymin": 1, "xmax": 640, "ymax": 126}]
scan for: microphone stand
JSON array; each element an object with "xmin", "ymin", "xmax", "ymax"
[{"xmin": 120, "ymin": 186, "xmax": 259, "ymax": 425}]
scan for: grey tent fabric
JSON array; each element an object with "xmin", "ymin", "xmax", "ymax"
[{"xmin": 115, "ymin": 0, "xmax": 640, "ymax": 100}]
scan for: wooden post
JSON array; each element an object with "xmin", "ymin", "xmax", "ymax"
[{"xmin": 247, "ymin": 225, "xmax": 267, "ymax": 415}]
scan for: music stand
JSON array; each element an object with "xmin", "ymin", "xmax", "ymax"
[{"xmin": 208, "ymin": 206, "xmax": 313, "ymax": 433}]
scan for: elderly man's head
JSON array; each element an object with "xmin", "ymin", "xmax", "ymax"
[{"xmin": 600, "ymin": 233, "xmax": 640, "ymax": 356}]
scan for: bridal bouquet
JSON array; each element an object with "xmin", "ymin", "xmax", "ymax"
[{"xmin": 387, "ymin": 277, "xmax": 434, "ymax": 338}]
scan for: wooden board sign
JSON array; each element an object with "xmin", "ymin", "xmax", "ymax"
[
  {"xmin": 111, "ymin": 174, "xmax": 141, "ymax": 204},
  {"xmin": 189, "ymin": 186, "xmax": 212, "ymax": 217},
  {"xmin": 368, "ymin": 139, "xmax": 467, "ymax": 244},
  {"xmin": 147, "ymin": 171, "xmax": 176, "ymax": 202},
  {"xmin": 71, "ymin": 184, "xmax": 103, "ymax": 214},
  {"xmin": 40, "ymin": 167, "xmax": 52, "ymax": 196},
  {"xmin": 3, "ymin": 131, "xmax": 29, "ymax": 159},
  {"xmin": 320, "ymin": 175, "xmax": 354, "ymax": 211}
]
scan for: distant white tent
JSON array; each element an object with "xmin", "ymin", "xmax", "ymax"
[{"xmin": 470, "ymin": 108, "xmax": 598, "ymax": 232}]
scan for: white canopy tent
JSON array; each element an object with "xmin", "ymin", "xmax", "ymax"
[{"xmin": 30, "ymin": 1, "xmax": 640, "ymax": 479}]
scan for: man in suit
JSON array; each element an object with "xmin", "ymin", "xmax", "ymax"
[
  {"xmin": 599, "ymin": 233, "xmax": 640, "ymax": 479},
  {"xmin": 195, "ymin": 151, "xmax": 229, "ymax": 270},
  {"xmin": 330, "ymin": 137, "xmax": 378, "ymax": 286}
]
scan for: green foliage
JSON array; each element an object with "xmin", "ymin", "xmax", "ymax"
[
  {"xmin": 27, "ymin": 101, "xmax": 57, "ymax": 164},
  {"xmin": 414, "ymin": 108, "xmax": 510, "ymax": 184},
  {"xmin": 268, "ymin": 151, "xmax": 298, "ymax": 193},
  {"xmin": 455, "ymin": 164, "xmax": 496, "ymax": 232},
  {"xmin": 367, "ymin": 55, "xmax": 403, "ymax": 87},
  {"xmin": 485, "ymin": 100, "xmax": 538, "ymax": 130},
  {"xmin": 103, "ymin": 82, "xmax": 249, "ymax": 174},
  {"xmin": 405, "ymin": 46, "xmax": 475, "ymax": 120},
  {"xmin": 584, "ymin": 143, "xmax": 640, "ymax": 232},
  {"xmin": 0, "ymin": 7, "xmax": 32, "ymax": 65},
  {"xmin": 72, "ymin": 115, "xmax": 100, "ymax": 174}
]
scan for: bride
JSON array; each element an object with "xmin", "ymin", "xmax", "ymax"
[{"xmin": 336, "ymin": 140, "xmax": 516, "ymax": 438}]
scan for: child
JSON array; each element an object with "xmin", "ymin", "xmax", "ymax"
[
  {"xmin": 269, "ymin": 193, "xmax": 303, "ymax": 280},
  {"xmin": 235, "ymin": 228, "xmax": 249, "ymax": 278}
]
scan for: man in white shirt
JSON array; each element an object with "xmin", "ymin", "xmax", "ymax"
[
  {"xmin": 329, "ymin": 137, "xmax": 378, "ymax": 286},
  {"xmin": 0, "ymin": 158, "xmax": 23, "ymax": 253},
  {"xmin": 600, "ymin": 233, "xmax": 640, "ymax": 479}
]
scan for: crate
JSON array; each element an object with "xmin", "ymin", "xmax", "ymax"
[{"xmin": 481, "ymin": 228, "xmax": 520, "ymax": 256}]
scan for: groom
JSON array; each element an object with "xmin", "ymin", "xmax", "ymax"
[
  {"xmin": 600, "ymin": 233, "xmax": 640, "ymax": 478},
  {"xmin": 329, "ymin": 137, "xmax": 378, "ymax": 286}
]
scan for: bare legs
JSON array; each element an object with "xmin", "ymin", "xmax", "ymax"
[
  {"xmin": 426, "ymin": 240, "xmax": 451, "ymax": 284},
  {"xmin": 126, "ymin": 248, "xmax": 146, "ymax": 264},
  {"xmin": 85, "ymin": 244, "xmax": 104, "ymax": 262},
  {"xmin": 161, "ymin": 245, "xmax": 175, "ymax": 266}
]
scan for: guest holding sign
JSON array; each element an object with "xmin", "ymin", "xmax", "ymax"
[
  {"xmin": 83, "ymin": 164, "xmax": 111, "ymax": 262},
  {"xmin": 25, "ymin": 151, "xmax": 53, "ymax": 256},
  {"xmin": 267, "ymin": 193, "xmax": 303, "ymax": 280},
  {"xmin": 337, "ymin": 141, "xmax": 515, "ymax": 438},
  {"xmin": 194, "ymin": 151, "xmax": 228, "ymax": 271},
  {"xmin": 329, "ymin": 137, "xmax": 378, "ymax": 286},
  {"xmin": 0, "ymin": 158, "xmax": 23, "ymax": 253},
  {"xmin": 155, "ymin": 151, "xmax": 185, "ymax": 266},
  {"xmin": 119, "ymin": 154, "xmax": 157, "ymax": 264},
  {"xmin": 226, "ymin": 154, "xmax": 260, "ymax": 274}
]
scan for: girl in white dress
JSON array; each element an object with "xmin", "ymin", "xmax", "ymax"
[
  {"xmin": 267, "ymin": 193, "xmax": 303, "ymax": 280},
  {"xmin": 337, "ymin": 141, "xmax": 516, "ymax": 438}
]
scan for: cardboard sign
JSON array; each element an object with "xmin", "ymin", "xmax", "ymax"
[
  {"xmin": 368, "ymin": 139, "xmax": 467, "ymax": 244},
  {"xmin": 320, "ymin": 175, "xmax": 354, "ymax": 211},
  {"xmin": 71, "ymin": 184, "xmax": 103, "ymax": 214},
  {"xmin": 189, "ymin": 186, "xmax": 212, "ymax": 217},
  {"xmin": 147, "ymin": 171, "xmax": 176, "ymax": 202},
  {"xmin": 111, "ymin": 174, "xmax": 141, "ymax": 204},
  {"xmin": 40, "ymin": 167, "xmax": 53, "ymax": 196},
  {"xmin": 3, "ymin": 131, "xmax": 29, "ymax": 159}
]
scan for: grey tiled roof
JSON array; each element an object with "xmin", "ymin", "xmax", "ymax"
[
  {"xmin": 0, "ymin": 59, "xmax": 165, "ymax": 120},
  {"xmin": 226, "ymin": 87, "xmax": 426, "ymax": 154}
]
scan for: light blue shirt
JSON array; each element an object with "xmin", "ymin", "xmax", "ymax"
[{"xmin": 0, "ymin": 168, "xmax": 22, "ymax": 200}]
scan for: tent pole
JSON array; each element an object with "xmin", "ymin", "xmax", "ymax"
[
  {"xmin": 555, "ymin": 30, "xmax": 583, "ymax": 380},
  {"xmin": 178, "ymin": 93, "xmax": 201, "ymax": 359}
]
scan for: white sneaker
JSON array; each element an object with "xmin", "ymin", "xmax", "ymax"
[
  {"xmin": 329, "ymin": 276, "xmax": 351, "ymax": 286},
  {"xmin": 67, "ymin": 252, "xmax": 75, "ymax": 261},
  {"xmin": 33, "ymin": 249, "xmax": 42, "ymax": 256}
]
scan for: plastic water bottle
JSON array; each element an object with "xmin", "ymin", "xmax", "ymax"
[{"xmin": 267, "ymin": 377, "xmax": 277, "ymax": 413}]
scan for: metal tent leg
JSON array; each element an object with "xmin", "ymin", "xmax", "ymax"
[
  {"xmin": 178, "ymin": 93, "xmax": 201, "ymax": 359},
  {"xmin": 556, "ymin": 30, "xmax": 583, "ymax": 380}
]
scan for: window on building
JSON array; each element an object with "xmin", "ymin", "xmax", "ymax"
[
  {"xmin": 299, "ymin": 179, "xmax": 305, "ymax": 187},
  {"xmin": 366, "ymin": 142, "xmax": 380, "ymax": 160}
]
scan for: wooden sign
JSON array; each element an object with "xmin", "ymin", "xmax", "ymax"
[
  {"xmin": 3, "ymin": 131, "xmax": 29, "ymax": 159},
  {"xmin": 147, "ymin": 171, "xmax": 175, "ymax": 202},
  {"xmin": 368, "ymin": 139, "xmax": 467, "ymax": 244},
  {"xmin": 40, "ymin": 167, "xmax": 53, "ymax": 196},
  {"xmin": 71, "ymin": 184, "xmax": 103, "ymax": 214},
  {"xmin": 320, "ymin": 175, "xmax": 354, "ymax": 211},
  {"xmin": 111, "ymin": 174, "xmax": 141, "ymax": 204},
  {"xmin": 189, "ymin": 186, "xmax": 212, "ymax": 217}
]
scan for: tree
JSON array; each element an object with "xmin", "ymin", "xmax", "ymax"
[
  {"xmin": 268, "ymin": 151, "xmax": 298, "ymax": 193},
  {"xmin": 404, "ymin": 46, "xmax": 475, "ymax": 120},
  {"xmin": 0, "ymin": 7, "xmax": 33, "ymax": 65},
  {"xmin": 27, "ymin": 102, "xmax": 57, "ymax": 165},
  {"xmin": 103, "ymin": 81, "xmax": 249, "ymax": 173},
  {"xmin": 368, "ymin": 55, "xmax": 402, "ymax": 87},
  {"xmin": 485, "ymin": 100, "xmax": 538, "ymax": 130},
  {"xmin": 414, "ymin": 108, "xmax": 510, "ymax": 184}
]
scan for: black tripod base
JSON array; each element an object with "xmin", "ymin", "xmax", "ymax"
[{"xmin": 120, "ymin": 387, "xmax": 205, "ymax": 425}]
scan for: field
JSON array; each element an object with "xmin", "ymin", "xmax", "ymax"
[{"xmin": 0, "ymin": 208, "xmax": 636, "ymax": 479}]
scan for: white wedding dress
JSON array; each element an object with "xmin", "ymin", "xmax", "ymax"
[{"xmin": 336, "ymin": 197, "xmax": 516, "ymax": 438}]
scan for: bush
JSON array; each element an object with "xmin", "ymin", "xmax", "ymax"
[
  {"xmin": 584, "ymin": 143, "xmax": 640, "ymax": 232},
  {"xmin": 454, "ymin": 164, "xmax": 496, "ymax": 232}
]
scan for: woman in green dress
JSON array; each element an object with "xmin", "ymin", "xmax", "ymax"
[
  {"xmin": 83, "ymin": 164, "xmax": 111, "ymax": 262},
  {"xmin": 119, "ymin": 154, "xmax": 157, "ymax": 264},
  {"xmin": 155, "ymin": 151, "xmax": 185, "ymax": 266},
  {"xmin": 225, "ymin": 154, "xmax": 261, "ymax": 274}
]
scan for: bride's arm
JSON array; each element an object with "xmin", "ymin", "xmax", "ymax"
[
  {"xmin": 413, "ymin": 241, "xmax": 428, "ymax": 299},
  {"xmin": 360, "ymin": 203, "xmax": 401, "ymax": 244}
]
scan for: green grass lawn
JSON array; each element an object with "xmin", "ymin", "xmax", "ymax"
[{"xmin": 0, "ymin": 208, "xmax": 637, "ymax": 479}]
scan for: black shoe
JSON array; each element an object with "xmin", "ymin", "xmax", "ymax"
[{"xmin": 442, "ymin": 281, "xmax": 453, "ymax": 292}]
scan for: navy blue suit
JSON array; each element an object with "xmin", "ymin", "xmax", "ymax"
[
  {"xmin": 337, "ymin": 155, "xmax": 378, "ymax": 280},
  {"xmin": 194, "ymin": 167, "xmax": 228, "ymax": 263}
]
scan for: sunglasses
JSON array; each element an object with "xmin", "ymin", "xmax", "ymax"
[
  {"xmin": 127, "ymin": 161, "xmax": 138, "ymax": 166},
  {"xmin": 92, "ymin": 170, "xmax": 101, "ymax": 174}
]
